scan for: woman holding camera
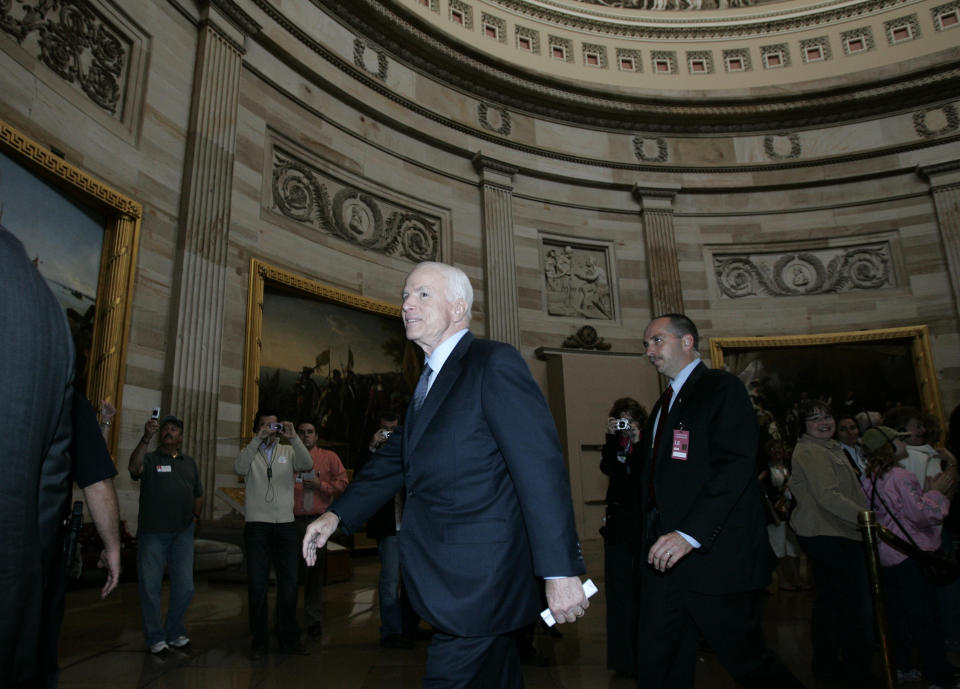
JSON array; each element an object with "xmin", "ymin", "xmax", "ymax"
[{"xmin": 599, "ymin": 397, "xmax": 647, "ymax": 678}]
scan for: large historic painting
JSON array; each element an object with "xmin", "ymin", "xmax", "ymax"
[
  {"xmin": 1, "ymin": 149, "xmax": 105, "ymax": 391},
  {"xmin": 0, "ymin": 118, "xmax": 141, "ymax": 452},
  {"xmin": 242, "ymin": 259, "xmax": 422, "ymax": 469},
  {"xmin": 710, "ymin": 326, "xmax": 945, "ymax": 445}
]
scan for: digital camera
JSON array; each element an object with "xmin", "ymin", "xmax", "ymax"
[{"xmin": 615, "ymin": 418, "xmax": 631, "ymax": 430}]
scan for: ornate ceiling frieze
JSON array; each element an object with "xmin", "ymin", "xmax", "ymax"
[
  {"xmin": 302, "ymin": 0, "xmax": 960, "ymax": 133},
  {"xmin": 713, "ymin": 243, "xmax": 893, "ymax": 298},
  {"xmin": 271, "ymin": 149, "xmax": 440, "ymax": 262},
  {"xmin": 1, "ymin": 0, "xmax": 130, "ymax": 115},
  {"xmin": 485, "ymin": 0, "xmax": 918, "ymax": 38}
]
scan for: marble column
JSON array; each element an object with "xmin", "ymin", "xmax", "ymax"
[
  {"xmin": 473, "ymin": 152, "xmax": 521, "ymax": 348},
  {"xmin": 918, "ymin": 160, "xmax": 960, "ymax": 323},
  {"xmin": 633, "ymin": 183, "xmax": 683, "ymax": 317},
  {"xmin": 169, "ymin": 2, "xmax": 258, "ymax": 516}
]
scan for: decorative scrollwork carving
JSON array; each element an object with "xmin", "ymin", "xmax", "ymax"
[
  {"xmin": 352, "ymin": 37, "xmax": 388, "ymax": 80},
  {"xmin": 273, "ymin": 159, "xmax": 326, "ymax": 223},
  {"xmin": 478, "ymin": 103, "xmax": 511, "ymax": 136},
  {"xmin": 2, "ymin": 0, "xmax": 127, "ymax": 114},
  {"xmin": 391, "ymin": 212, "xmax": 439, "ymax": 262},
  {"xmin": 271, "ymin": 152, "xmax": 438, "ymax": 262},
  {"xmin": 715, "ymin": 244, "xmax": 893, "ymax": 298},
  {"xmin": 913, "ymin": 104, "xmax": 959, "ymax": 138},
  {"xmin": 764, "ymin": 133, "xmax": 802, "ymax": 160},
  {"xmin": 633, "ymin": 136, "xmax": 669, "ymax": 163},
  {"xmin": 562, "ymin": 325, "xmax": 612, "ymax": 350}
]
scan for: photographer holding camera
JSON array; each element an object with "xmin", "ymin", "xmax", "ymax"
[
  {"xmin": 129, "ymin": 413, "xmax": 204, "ymax": 656},
  {"xmin": 234, "ymin": 410, "xmax": 313, "ymax": 659},
  {"xmin": 599, "ymin": 397, "xmax": 647, "ymax": 678}
]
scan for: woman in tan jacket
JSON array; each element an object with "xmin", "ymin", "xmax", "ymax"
[{"xmin": 789, "ymin": 399, "xmax": 876, "ymax": 688}]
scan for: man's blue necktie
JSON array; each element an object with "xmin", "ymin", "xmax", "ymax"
[{"xmin": 412, "ymin": 364, "xmax": 433, "ymax": 416}]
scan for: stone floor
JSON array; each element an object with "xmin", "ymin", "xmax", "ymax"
[{"xmin": 55, "ymin": 539, "xmax": 939, "ymax": 689}]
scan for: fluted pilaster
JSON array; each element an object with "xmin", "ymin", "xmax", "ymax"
[
  {"xmin": 473, "ymin": 153, "xmax": 521, "ymax": 348},
  {"xmin": 169, "ymin": 4, "xmax": 253, "ymax": 516},
  {"xmin": 918, "ymin": 160, "xmax": 960, "ymax": 324},
  {"xmin": 633, "ymin": 183, "xmax": 683, "ymax": 317}
]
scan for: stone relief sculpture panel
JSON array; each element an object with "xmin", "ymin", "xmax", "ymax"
[
  {"xmin": 713, "ymin": 243, "xmax": 893, "ymax": 298},
  {"xmin": 272, "ymin": 150, "xmax": 439, "ymax": 262},
  {"xmin": 1, "ymin": 0, "xmax": 130, "ymax": 115},
  {"xmin": 542, "ymin": 242, "xmax": 614, "ymax": 319}
]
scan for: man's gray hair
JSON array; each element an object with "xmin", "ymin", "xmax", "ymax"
[{"xmin": 416, "ymin": 261, "xmax": 474, "ymax": 316}]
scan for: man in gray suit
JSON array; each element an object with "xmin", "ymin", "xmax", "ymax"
[{"xmin": 0, "ymin": 228, "xmax": 75, "ymax": 688}]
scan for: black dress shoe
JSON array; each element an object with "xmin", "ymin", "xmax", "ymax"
[
  {"xmin": 380, "ymin": 634, "xmax": 415, "ymax": 649},
  {"xmin": 279, "ymin": 641, "xmax": 310, "ymax": 655},
  {"xmin": 308, "ymin": 623, "xmax": 323, "ymax": 637}
]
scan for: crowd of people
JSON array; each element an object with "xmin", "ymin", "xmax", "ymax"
[
  {"xmin": 598, "ymin": 321, "xmax": 960, "ymax": 688},
  {"xmin": 8, "ymin": 224, "xmax": 960, "ymax": 689}
]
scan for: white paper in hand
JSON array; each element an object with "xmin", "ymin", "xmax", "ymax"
[{"xmin": 540, "ymin": 578, "xmax": 598, "ymax": 627}]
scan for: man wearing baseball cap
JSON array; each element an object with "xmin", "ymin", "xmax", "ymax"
[{"xmin": 129, "ymin": 413, "xmax": 204, "ymax": 656}]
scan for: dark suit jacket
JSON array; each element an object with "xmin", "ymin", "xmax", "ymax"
[
  {"xmin": 642, "ymin": 361, "xmax": 769, "ymax": 594},
  {"xmin": 0, "ymin": 229, "xmax": 75, "ymax": 686},
  {"xmin": 331, "ymin": 332, "xmax": 584, "ymax": 636}
]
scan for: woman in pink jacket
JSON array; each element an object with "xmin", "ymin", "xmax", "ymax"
[{"xmin": 861, "ymin": 425, "xmax": 957, "ymax": 689}]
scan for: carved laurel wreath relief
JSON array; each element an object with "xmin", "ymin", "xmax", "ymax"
[
  {"xmin": 713, "ymin": 244, "xmax": 893, "ymax": 298},
  {"xmin": 1, "ymin": 0, "xmax": 128, "ymax": 115},
  {"xmin": 272, "ymin": 151, "xmax": 440, "ymax": 262}
]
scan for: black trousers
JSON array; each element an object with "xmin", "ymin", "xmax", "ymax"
[
  {"xmin": 423, "ymin": 630, "xmax": 523, "ymax": 689},
  {"xmin": 637, "ymin": 564, "xmax": 803, "ymax": 689},
  {"xmin": 798, "ymin": 534, "xmax": 875, "ymax": 684},
  {"xmin": 244, "ymin": 521, "xmax": 301, "ymax": 649},
  {"xmin": 603, "ymin": 538, "xmax": 642, "ymax": 675}
]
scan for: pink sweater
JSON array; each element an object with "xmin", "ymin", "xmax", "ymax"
[{"xmin": 861, "ymin": 466, "xmax": 949, "ymax": 567}]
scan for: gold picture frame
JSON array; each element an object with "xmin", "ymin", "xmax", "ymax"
[
  {"xmin": 709, "ymin": 326, "xmax": 945, "ymax": 441},
  {"xmin": 242, "ymin": 259, "xmax": 418, "ymax": 463},
  {"xmin": 0, "ymin": 117, "xmax": 142, "ymax": 454}
]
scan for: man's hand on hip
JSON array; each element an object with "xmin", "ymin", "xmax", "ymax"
[
  {"xmin": 545, "ymin": 576, "xmax": 589, "ymax": 625},
  {"xmin": 302, "ymin": 511, "xmax": 339, "ymax": 566}
]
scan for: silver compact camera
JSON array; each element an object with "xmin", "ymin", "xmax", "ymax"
[
  {"xmin": 615, "ymin": 418, "xmax": 631, "ymax": 430},
  {"xmin": 382, "ymin": 430, "xmax": 392, "ymax": 439}
]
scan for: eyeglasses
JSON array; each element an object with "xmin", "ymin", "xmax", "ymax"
[{"xmin": 806, "ymin": 414, "xmax": 833, "ymax": 422}]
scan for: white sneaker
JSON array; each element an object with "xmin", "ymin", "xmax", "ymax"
[
  {"xmin": 149, "ymin": 640, "xmax": 169, "ymax": 655},
  {"xmin": 168, "ymin": 635, "xmax": 190, "ymax": 649},
  {"xmin": 896, "ymin": 668, "xmax": 922, "ymax": 683}
]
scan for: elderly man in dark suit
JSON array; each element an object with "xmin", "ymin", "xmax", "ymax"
[
  {"xmin": 303, "ymin": 261, "xmax": 587, "ymax": 688},
  {"xmin": 638, "ymin": 313, "xmax": 803, "ymax": 689}
]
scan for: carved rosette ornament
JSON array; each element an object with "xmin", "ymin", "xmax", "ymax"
[
  {"xmin": 714, "ymin": 245, "xmax": 891, "ymax": 298},
  {"xmin": 272, "ymin": 155, "xmax": 438, "ymax": 262},
  {"xmin": 1, "ymin": 0, "xmax": 127, "ymax": 114}
]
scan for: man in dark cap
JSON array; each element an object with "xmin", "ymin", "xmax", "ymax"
[{"xmin": 129, "ymin": 413, "xmax": 204, "ymax": 655}]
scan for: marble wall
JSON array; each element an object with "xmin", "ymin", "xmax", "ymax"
[{"xmin": 1, "ymin": 0, "xmax": 957, "ymax": 526}]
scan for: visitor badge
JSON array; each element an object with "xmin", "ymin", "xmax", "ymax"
[
  {"xmin": 156, "ymin": 465, "xmax": 172, "ymax": 473},
  {"xmin": 277, "ymin": 456, "xmax": 287, "ymax": 463},
  {"xmin": 671, "ymin": 430, "xmax": 690, "ymax": 460}
]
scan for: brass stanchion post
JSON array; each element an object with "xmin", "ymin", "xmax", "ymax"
[{"xmin": 859, "ymin": 510, "xmax": 895, "ymax": 689}]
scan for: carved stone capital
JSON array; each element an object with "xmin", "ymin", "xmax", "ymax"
[
  {"xmin": 917, "ymin": 159, "xmax": 960, "ymax": 188},
  {"xmin": 472, "ymin": 152, "xmax": 518, "ymax": 188},
  {"xmin": 206, "ymin": 0, "xmax": 262, "ymax": 38},
  {"xmin": 632, "ymin": 182, "xmax": 681, "ymax": 211}
]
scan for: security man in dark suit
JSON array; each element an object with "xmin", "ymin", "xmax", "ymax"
[
  {"xmin": 638, "ymin": 313, "xmax": 803, "ymax": 689},
  {"xmin": 303, "ymin": 261, "xmax": 587, "ymax": 688}
]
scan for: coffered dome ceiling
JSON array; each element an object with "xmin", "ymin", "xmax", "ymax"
[{"xmin": 314, "ymin": 0, "xmax": 960, "ymax": 133}]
